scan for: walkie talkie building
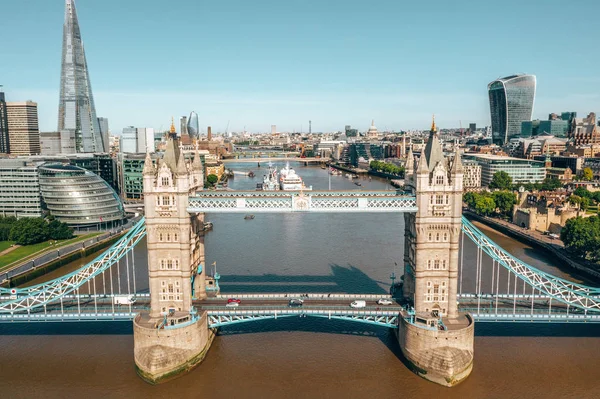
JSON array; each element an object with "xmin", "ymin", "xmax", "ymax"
[
  {"xmin": 57, "ymin": 0, "xmax": 105, "ymax": 153},
  {"xmin": 488, "ymin": 74, "xmax": 536, "ymax": 146}
]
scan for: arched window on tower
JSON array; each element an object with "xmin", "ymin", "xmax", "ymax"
[
  {"xmin": 436, "ymin": 175, "xmax": 444, "ymax": 185},
  {"xmin": 161, "ymin": 177, "xmax": 169, "ymax": 186}
]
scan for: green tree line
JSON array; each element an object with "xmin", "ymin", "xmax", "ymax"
[
  {"xmin": 369, "ymin": 160, "xmax": 405, "ymax": 177},
  {"xmin": 561, "ymin": 216, "xmax": 600, "ymax": 268},
  {"xmin": 0, "ymin": 216, "xmax": 73, "ymax": 245},
  {"xmin": 463, "ymin": 190, "xmax": 517, "ymax": 217}
]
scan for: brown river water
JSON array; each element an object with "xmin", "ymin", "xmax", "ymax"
[{"xmin": 1, "ymin": 163, "xmax": 599, "ymax": 399}]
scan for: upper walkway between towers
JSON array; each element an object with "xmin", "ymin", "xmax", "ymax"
[{"xmin": 187, "ymin": 190, "xmax": 417, "ymax": 213}]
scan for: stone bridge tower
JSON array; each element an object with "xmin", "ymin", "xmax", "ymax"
[
  {"xmin": 133, "ymin": 120, "xmax": 214, "ymax": 384},
  {"xmin": 399, "ymin": 116, "xmax": 474, "ymax": 387}
]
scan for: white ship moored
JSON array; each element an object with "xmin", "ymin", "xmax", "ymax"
[{"xmin": 279, "ymin": 162, "xmax": 312, "ymax": 191}]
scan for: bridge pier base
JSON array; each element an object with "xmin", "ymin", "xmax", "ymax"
[
  {"xmin": 133, "ymin": 310, "xmax": 215, "ymax": 384},
  {"xmin": 397, "ymin": 313, "xmax": 474, "ymax": 387}
]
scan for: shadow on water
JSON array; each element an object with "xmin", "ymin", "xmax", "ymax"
[
  {"xmin": 0, "ymin": 321, "xmax": 133, "ymax": 336},
  {"xmin": 218, "ymin": 263, "xmax": 389, "ymax": 295}
]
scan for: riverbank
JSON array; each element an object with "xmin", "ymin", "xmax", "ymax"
[
  {"xmin": 0, "ymin": 232, "xmax": 125, "ymax": 288},
  {"xmin": 464, "ymin": 210, "xmax": 600, "ymax": 282},
  {"xmin": 330, "ymin": 164, "xmax": 368, "ymax": 174}
]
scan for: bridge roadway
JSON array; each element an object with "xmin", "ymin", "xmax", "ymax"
[{"xmin": 1, "ymin": 293, "xmax": 600, "ymax": 324}]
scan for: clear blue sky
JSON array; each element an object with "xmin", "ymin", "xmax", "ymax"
[{"xmin": 2, "ymin": 0, "xmax": 599, "ymax": 134}]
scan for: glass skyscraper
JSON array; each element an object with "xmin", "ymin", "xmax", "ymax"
[
  {"xmin": 187, "ymin": 111, "xmax": 199, "ymax": 138},
  {"xmin": 488, "ymin": 74, "xmax": 536, "ymax": 145},
  {"xmin": 57, "ymin": 0, "xmax": 105, "ymax": 153}
]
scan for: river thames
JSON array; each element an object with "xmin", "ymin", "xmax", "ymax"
[{"xmin": 1, "ymin": 162, "xmax": 599, "ymax": 398}]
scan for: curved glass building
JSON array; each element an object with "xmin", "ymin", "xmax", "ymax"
[
  {"xmin": 488, "ymin": 74, "xmax": 536, "ymax": 145},
  {"xmin": 187, "ymin": 111, "xmax": 199, "ymax": 138},
  {"xmin": 39, "ymin": 164, "xmax": 124, "ymax": 226}
]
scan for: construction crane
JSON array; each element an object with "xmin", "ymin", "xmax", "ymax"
[{"xmin": 459, "ymin": 120, "xmax": 464, "ymax": 136}]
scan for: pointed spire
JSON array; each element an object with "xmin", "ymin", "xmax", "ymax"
[
  {"xmin": 192, "ymin": 143, "xmax": 202, "ymax": 171},
  {"xmin": 417, "ymin": 153, "xmax": 429, "ymax": 175},
  {"xmin": 176, "ymin": 147, "xmax": 187, "ymax": 175},
  {"xmin": 143, "ymin": 151, "xmax": 155, "ymax": 175},
  {"xmin": 431, "ymin": 114, "xmax": 437, "ymax": 133},
  {"xmin": 451, "ymin": 149, "xmax": 463, "ymax": 174},
  {"xmin": 405, "ymin": 147, "xmax": 414, "ymax": 174},
  {"xmin": 170, "ymin": 117, "xmax": 176, "ymax": 135}
]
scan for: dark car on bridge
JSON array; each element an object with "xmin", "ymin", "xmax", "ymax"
[{"xmin": 288, "ymin": 298, "xmax": 304, "ymax": 307}]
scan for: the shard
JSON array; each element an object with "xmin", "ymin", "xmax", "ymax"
[{"xmin": 57, "ymin": 0, "xmax": 105, "ymax": 153}]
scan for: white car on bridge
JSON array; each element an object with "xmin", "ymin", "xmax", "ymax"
[{"xmin": 376, "ymin": 298, "xmax": 393, "ymax": 305}]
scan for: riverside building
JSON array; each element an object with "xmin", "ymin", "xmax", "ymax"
[
  {"xmin": 463, "ymin": 154, "xmax": 546, "ymax": 186},
  {"xmin": 0, "ymin": 160, "xmax": 43, "ymax": 218},
  {"xmin": 38, "ymin": 164, "xmax": 124, "ymax": 227}
]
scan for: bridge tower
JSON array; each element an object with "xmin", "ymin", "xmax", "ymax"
[
  {"xmin": 133, "ymin": 121, "xmax": 215, "ymax": 384},
  {"xmin": 399, "ymin": 116, "xmax": 474, "ymax": 387}
]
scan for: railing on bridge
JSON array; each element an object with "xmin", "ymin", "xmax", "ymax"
[{"xmin": 187, "ymin": 190, "xmax": 417, "ymax": 213}]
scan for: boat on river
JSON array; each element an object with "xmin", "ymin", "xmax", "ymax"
[{"xmin": 280, "ymin": 162, "xmax": 312, "ymax": 191}]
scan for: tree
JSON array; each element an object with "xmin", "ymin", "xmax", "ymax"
[
  {"xmin": 489, "ymin": 171, "xmax": 513, "ymax": 190},
  {"xmin": 493, "ymin": 191, "xmax": 517, "ymax": 216},
  {"xmin": 48, "ymin": 219, "xmax": 73, "ymax": 240},
  {"xmin": 561, "ymin": 216, "xmax": 600, "ymax": 261},
  {"xmin": 540, "ymin": 177, "xmax": 563, "ymax": 191},
  {"xmin": 463, "ymin": 192, "xmax": 477, "ymax": 209},
  {"xmin": 474, "ymin": 195, "xmax": 496, "ymax": 216},
  {"xmin": 582, "ymin": 167, "xmax": 594, "ymax": 182},
  {"xmin": 206, "ymin": 174, "xmax": 218, "ymax": 186},
  {"xmin": 9, "ymin": 218, "xmax": 49, "ymax": 245},
  {"xmin": 573, "ymin": 187, "xmax": 593, "ymax": 200}
]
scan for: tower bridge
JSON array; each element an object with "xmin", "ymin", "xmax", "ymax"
[{"xmin": 1, "ymin": 118, "xmax": 599, "ymax": 387}]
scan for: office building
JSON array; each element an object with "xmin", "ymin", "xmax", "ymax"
[
  {"xmin": 538, "ymin": 120, "xmax": 569, "ymax": 137},
  {"xmin": 344, "ymin": 125, "xmax": 358, "ymax": 138},
  {"xmin": 121, "ymin": 127, "xmax": 154, "ymax": 153},
  {"xmin": 488, "ymin": 74, "xmax": 536, "ymax": 145},
  {"xmin": 469, "ymin": 123, "xmax": 476, "ymax": 133},
  {"xmin": 39, "ymin": 164, "xmax": 124, "ymax": 226},
  {"xmin": 463, "ymin": 159, "xmax": 482, "ymax": 189},
  {"xmin": 570, "ymin": 113, "xmax": 600, "ymax": 145},
  {"xmin": 532, "ymin": 155, "xmax": 582, "ymax": 174},
  {"xmin": 6, "ymin": 101, "xmax": 40, "ymax": 155},
  {"xmin": 271, "ymin": 125, "xmax": 276, "ymax": 134},
  {"xmin": 98, "ymin": 117, "xmax": 109, "ymax": 151},
  {"xmin": 0, "ymin": 159, "xmax": 43, "ymax": 218},
  {"xmin": 180, "ymin": 116, "xmax": 188, "ymax": 136},
  {"xmin": 58, "ymin": 0, "xmax": 104, "ymax": 153},
  {"xmin": 0, "ymin": 89, "xmax": 9, "ymax": 153},
  {"xmin": 187, "ymin": 111, "xmax": 199, "ymax": 138},
  {"xmin": 119, "ymin": 153, "xmax": 149, "ymax": 201},
  {"xmin": 464, "ymin": 154, "xmax": 546, "ymax": 186},
  {"xmin": 40, "ymin": 131, "xmax": 76, "ymax": 155}
]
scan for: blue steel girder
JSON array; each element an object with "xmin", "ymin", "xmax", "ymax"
[
  {"xmin": 187, "ymin": 190, "xmax": 417, "ymax": 213},
  {"xmin": 461, "ymin": 216, "xmax": 600, "ymax": 312},
  {"xmin": 207, "ymin": 309, "xmax": 399, "ymax": 329},
  {"xmin": 0, "ymin": 218, "xmax": 147, "ymax": 313}
]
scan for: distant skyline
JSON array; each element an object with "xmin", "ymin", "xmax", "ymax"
[{"xmin": 2, "ymin": 0, "xmax": 600, "ymax": 134}]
